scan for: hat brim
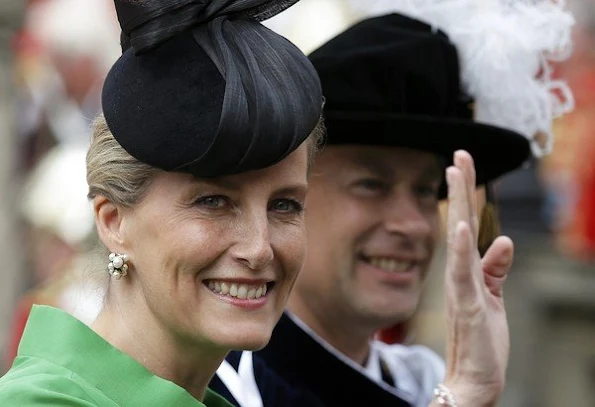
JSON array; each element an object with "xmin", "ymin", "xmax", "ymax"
[{"xmin": 323, "ymin": 111, "xmax": 532, "ymax": 199}]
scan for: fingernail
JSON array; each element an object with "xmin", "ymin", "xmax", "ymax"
[{"xmin": 454, "ymin": 150, "xmax": 465, "ymax": 163}]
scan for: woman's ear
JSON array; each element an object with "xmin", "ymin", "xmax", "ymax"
[{"xmin": 93, "ymin": 195, "xmax": 125, "ymax": 252}]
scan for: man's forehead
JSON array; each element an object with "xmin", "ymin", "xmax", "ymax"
[{"xmin": 319, "ymin": 145, "xmax": 444, "ymax": 178}]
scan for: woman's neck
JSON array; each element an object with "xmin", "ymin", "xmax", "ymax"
[{"xmin": 91, "ymin": 292, "xmax": 227, "ymax": 401}]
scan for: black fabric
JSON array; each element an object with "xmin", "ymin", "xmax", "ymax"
[
  {"xmin": 380, "ymin": 359, "xmax": 395, "ymax": 387},
  {"xmin": 116, "ymin": 0, "xmax": 207, "ymax": 53},
  {"xmin": 102, "ymin": 33, "xmax": 226, "ymax": 173},
  {"xmin": 115, "ymin": 0, "xmax": 301, "ymax": 55},
  {"xmin": 309, "ymin": 13, "xmax": 531, "ymax": 196},
  {"xmin": 102, "ymin": 0, "xmax": 322, "ymax": 177},
  {"xmin": 255, "ymin": 313, "xmax": 412, "ymax": 407},
  {"xmin": 209, "ymin": 351, "xmax": 325, "ymax": 407},
  {"xmin": 225, "ymin": 350, "xmax": 242, "ymax": 370}
]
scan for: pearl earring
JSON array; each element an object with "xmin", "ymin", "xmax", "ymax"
[{"xmin": 108, "ymin": 253, "xmax": 129, "ymax": 280}]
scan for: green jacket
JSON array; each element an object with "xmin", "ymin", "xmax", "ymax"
[{"xmin": 0, "ymin": 305, "xmax": 232, "ymax": 407}]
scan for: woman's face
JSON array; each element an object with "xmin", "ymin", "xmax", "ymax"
[{"xmin": 119, "ymin": 143, "xmax": 309, "ymax": 351}]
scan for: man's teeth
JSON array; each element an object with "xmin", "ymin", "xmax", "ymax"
[
  {"xmin": 367, "ymin": 257, "xmax": 413, "ymax": 272},
  {"xmin": 207, "ymin": 281, "xmax": 268, "ymax": 299}
]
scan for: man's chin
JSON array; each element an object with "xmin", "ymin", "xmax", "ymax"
[{"xmin": 357, "ymin": 299, "xmax": 419, "ymax": 328}]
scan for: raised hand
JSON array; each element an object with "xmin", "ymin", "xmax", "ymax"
[{"xmin": 437, "ymin": 150, "xmax": 514, "ymax": 407}]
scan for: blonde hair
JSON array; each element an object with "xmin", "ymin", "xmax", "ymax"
[
  {"xmin": 86, "ymin": 115, "xmax": 326, "ymax": 207},
  {"xmin": 87, "ymin": 115, "xmax": 158, "ymax": 207}
]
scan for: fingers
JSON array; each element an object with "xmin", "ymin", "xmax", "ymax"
[
  {"xmin": 447, "ymin": 220, "xmax": 482, "ymax": 310},
  {"xmin": 454, "ymin": 150, "xmax": 479, "ymax": 240},
  {"xmin": 446, "ymin": 165, "xmax": 470, "ymax": 250},
  {"xmin": 481, "ymin": 236, "xmax": 514, "ymax": 298},
  {"xmin": 445, "ymin": 150, "xmax": 484, "ymax": 308},
  {"xmin": 446, "ymin": 150, "xmax": 478, "ymax": 269},
  {"xmin": 482, "ymin": 236, "xmax": 514, "ymax": 278}
]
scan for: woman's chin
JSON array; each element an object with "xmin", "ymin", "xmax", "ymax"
[
  {"xmin": 198, "ymin": 313, "xmax": 278, "ymax": 351},
  {"xmin": 214, "ymin": 329, "xmax": 273, "ymax": 352},
  {"xmin": 236, "ymin": 339, "xmax": 269, "ymax": 352},
  {"xmin": 227, "ymin": 332, "xmax": 272, "ymax": 351}
]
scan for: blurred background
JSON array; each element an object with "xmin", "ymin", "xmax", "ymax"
[{"xmin": 0, "ymin": 1, "xmax": 593, "ymax": 406}]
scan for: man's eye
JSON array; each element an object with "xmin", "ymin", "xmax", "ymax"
[
  {"xmin": 354, "ymin": 178, "xmax": 389, "ymax": 193},
  {"xmin": 414, "ymin": 185, "xmax": 440, "ymax": 203}
]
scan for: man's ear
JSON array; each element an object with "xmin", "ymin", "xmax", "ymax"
[{"xmin": 93, "ymin": 195, "xmax": 126, "ymax": 252}]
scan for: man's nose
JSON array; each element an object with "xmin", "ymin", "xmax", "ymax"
[{"xmin": 382, "ymin": 192, "xmax": 433, "ymax": 239}]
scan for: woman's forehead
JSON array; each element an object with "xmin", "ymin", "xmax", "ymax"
[{"xmin": 148, "ymin": 148, "xmax": 309, "ymax": 195}]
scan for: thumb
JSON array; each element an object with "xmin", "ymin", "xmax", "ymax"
[{"xmin": 481, "ymin": 236, "xmax": 514, "ymax": 297}]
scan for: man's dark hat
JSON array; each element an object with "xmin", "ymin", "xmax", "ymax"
[
  {"xmin": 309, "ymin": 13, "xmax": 531, "ymax": 191},
  {"xmin": 102, "ymin": 0, "xmax": 322, "ymax": 177}
]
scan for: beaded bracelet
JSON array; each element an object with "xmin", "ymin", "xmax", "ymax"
[{"xmin": 433, "ymin": 384, "xmax": 459, "ymax": 407}]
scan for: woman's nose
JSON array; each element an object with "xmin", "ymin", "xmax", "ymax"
[{"xmin": 231, "ymin": 213, "xmax": 274, "ymax": 271}]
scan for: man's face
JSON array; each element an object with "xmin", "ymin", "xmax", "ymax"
[{"xmin": 291, "ymin": 146, "xmax": 442, "ymax": 331}]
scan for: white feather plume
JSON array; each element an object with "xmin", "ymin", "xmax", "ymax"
[{"xmin": 346, "ymin": 0, "xmax": 576, "ymax": 158}]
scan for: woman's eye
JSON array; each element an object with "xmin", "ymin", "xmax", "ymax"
[
  {"xmin": 195, "ymin": 195, "xmax": 228, "ymax": 209},
  {"xmin": 270, "ymin": 199, "xmax": 303, "ymax": 214}
]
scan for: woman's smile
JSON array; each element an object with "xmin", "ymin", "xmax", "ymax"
[{"xmin": 203, "ymin": 279, "xmax": 275, "ymax": 310}]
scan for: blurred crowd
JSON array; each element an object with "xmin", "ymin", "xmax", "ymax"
[
  {"xmin": 1, "ymin": 0, "xmax": 594, "ymax": 405},
  {"xmin": 4, "ymin": 0, "xmax": 120, "ymax": 367}
]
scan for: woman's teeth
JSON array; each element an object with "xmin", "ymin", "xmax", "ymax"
[
  {"xmin": 207, "ymin": 281, "xmax": 268, "ymax": 299},
  {"xmin": 366, "ymin": 257, "xmax": 413, "ymax": 273}
]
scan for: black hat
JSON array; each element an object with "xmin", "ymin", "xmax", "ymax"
[
  {"xmin": 309, "ymin": 13, "xmax": 531, "ymax": 193},
  {"xmin": 101, "ymin": 0, "xmax": 322, "ymax": 177}
]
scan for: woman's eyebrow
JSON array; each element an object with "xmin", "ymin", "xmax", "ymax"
[
  {"xmin": 272, "ymin": 184, "xmax": 308, "ymax": 197},
  {"xmin": 191, "ymin": 177, "xmax": 241, "ymax": 191}
]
